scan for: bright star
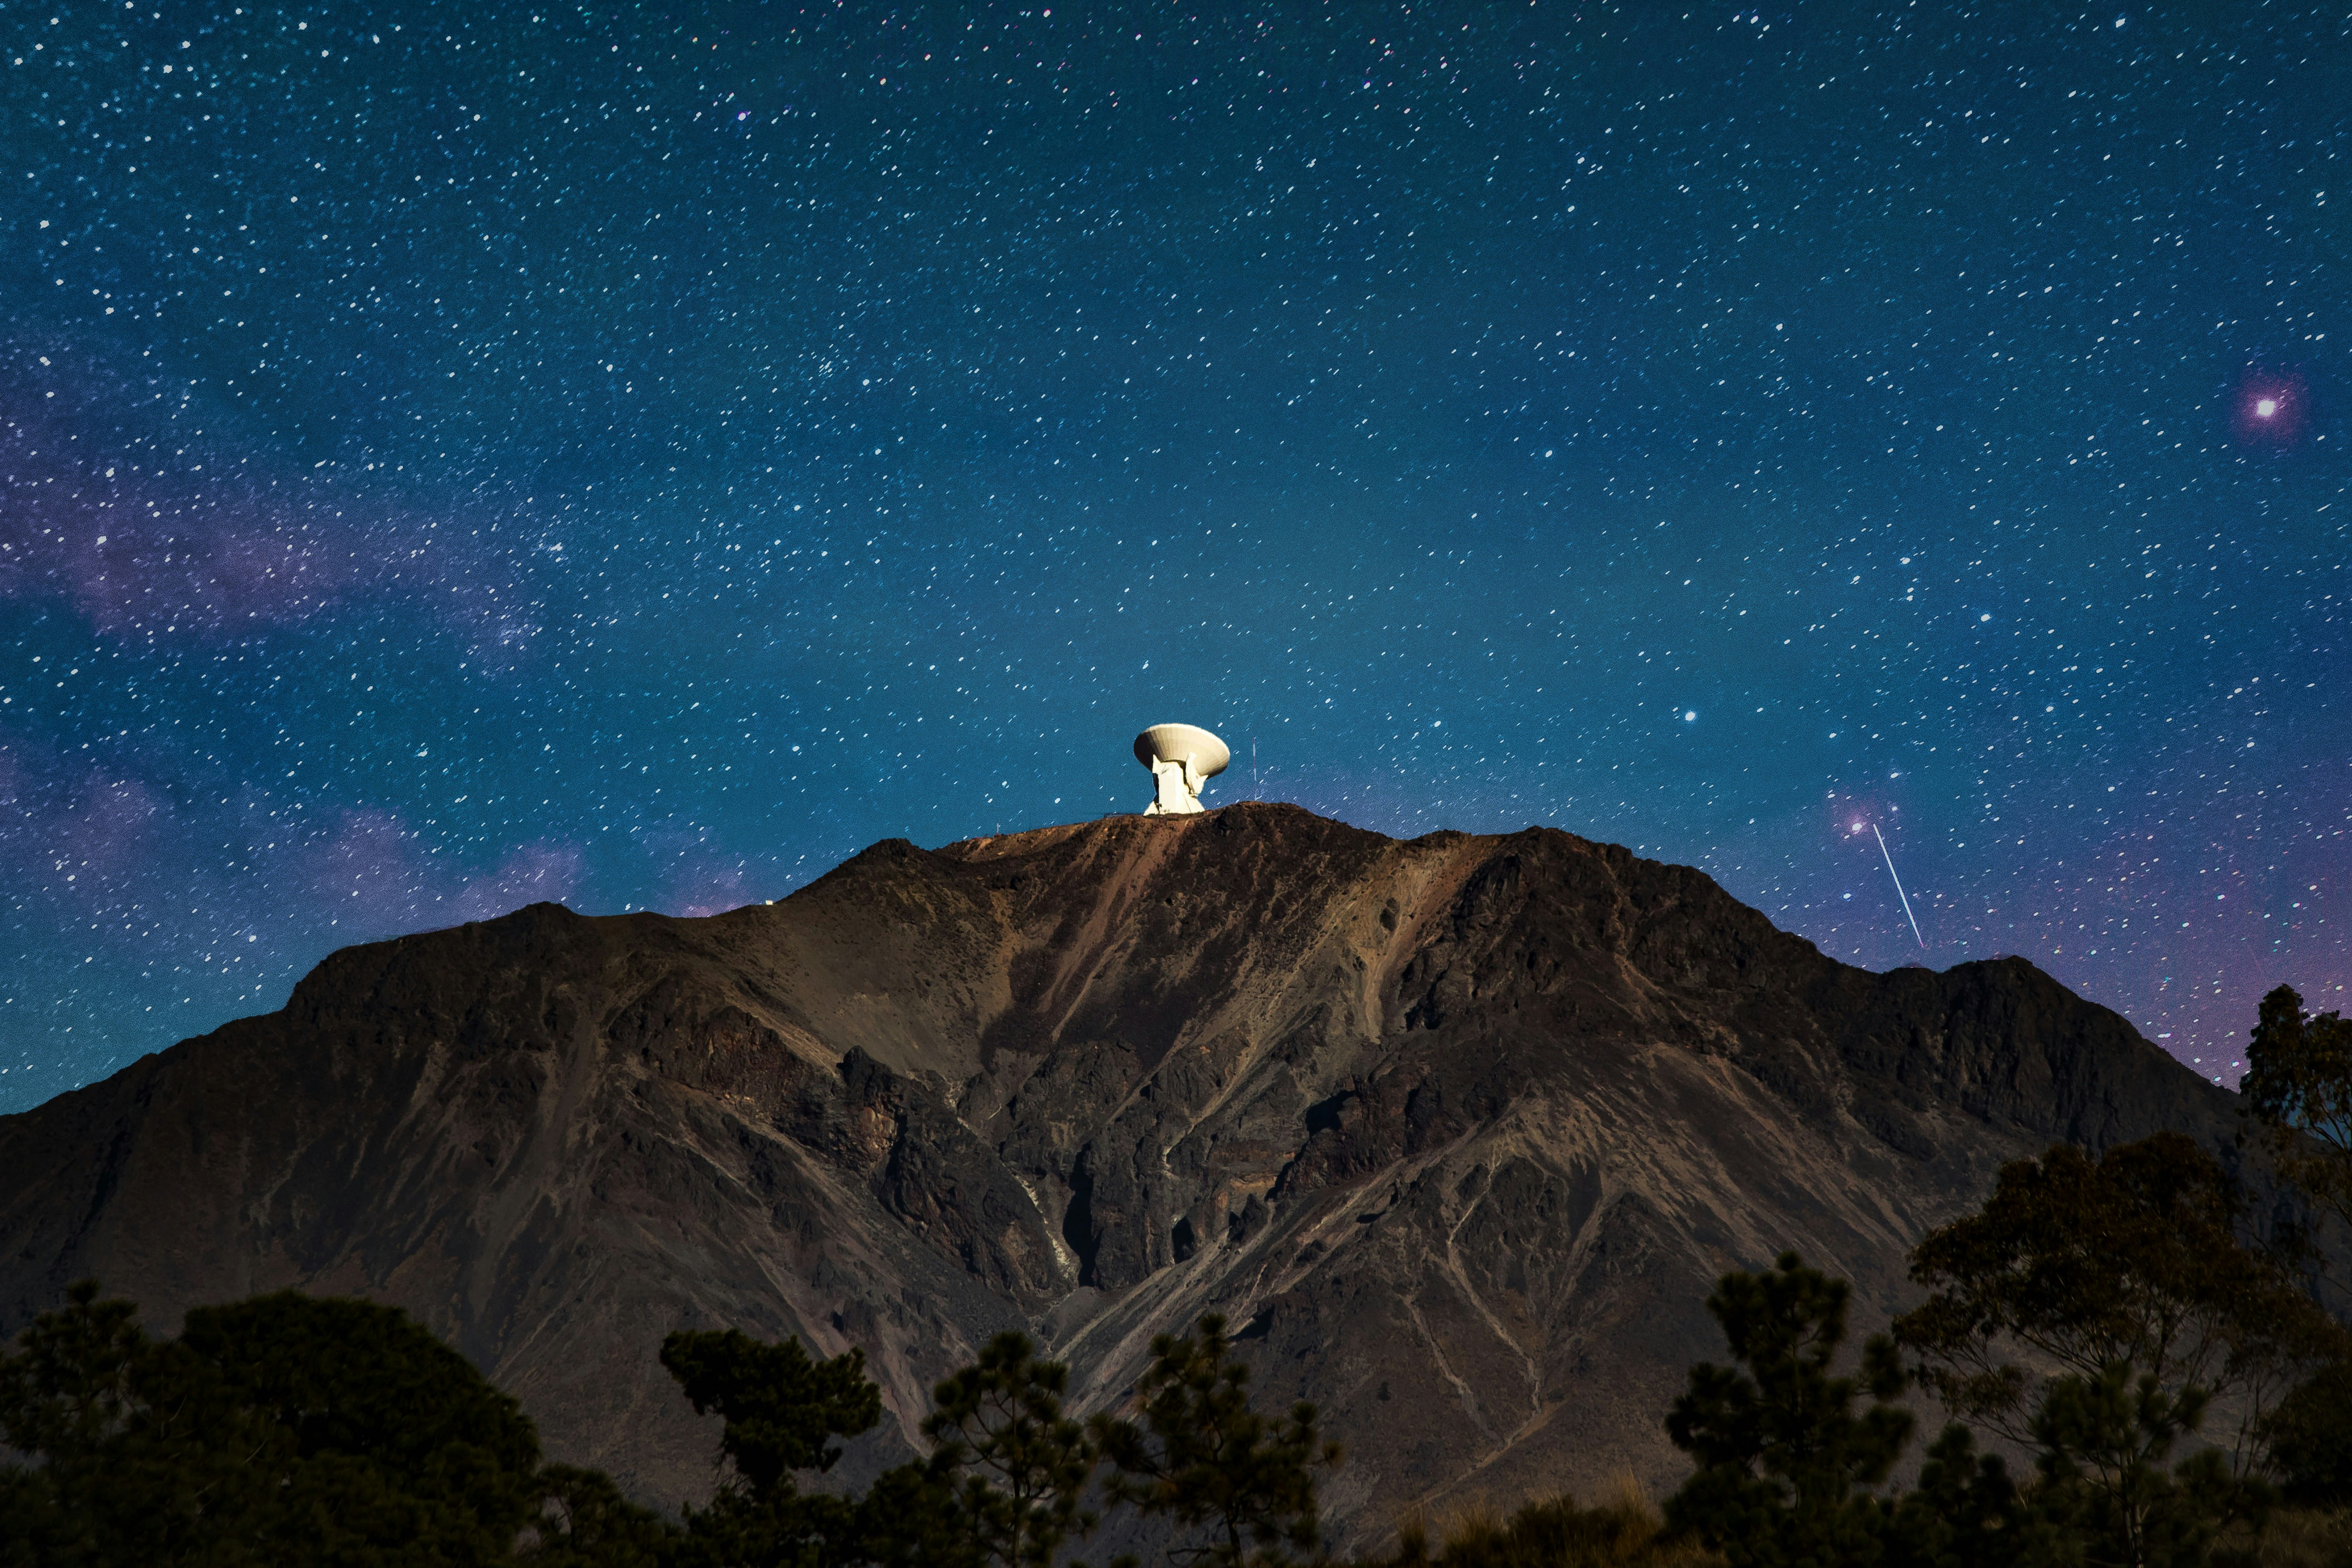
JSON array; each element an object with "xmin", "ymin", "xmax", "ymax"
[{"xmin": 2236, "ymin": 373, "xmax": 2304, "ymax": 445}]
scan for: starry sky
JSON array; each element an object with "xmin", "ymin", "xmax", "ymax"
[{"xmin": 2, "ymin": 2, "xmax": 2345, "ymax": 1114}]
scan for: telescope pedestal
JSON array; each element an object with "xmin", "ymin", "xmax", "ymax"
[{"xmin": 1142, "ymin": 758, "xmax": 1205, "ymax": 815}]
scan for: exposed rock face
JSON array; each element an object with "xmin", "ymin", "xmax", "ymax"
[{"xmin": 0, "ymin": 805, "xmax": 2237, "ymax": 1544}]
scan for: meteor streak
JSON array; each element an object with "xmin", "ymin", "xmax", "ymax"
[{"xmin": 1872, "ymin": 823, "xmax": 1927, "ymax": 950}]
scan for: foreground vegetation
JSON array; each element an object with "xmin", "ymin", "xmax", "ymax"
[{"xmin": 10, "ymin": 984, "xmax": 2352, "ymax": 1566}]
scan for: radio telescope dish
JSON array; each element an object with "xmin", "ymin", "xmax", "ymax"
[{"xmin": 1133, "ymin": 723, "xmax": 1229, "ymax": 816}]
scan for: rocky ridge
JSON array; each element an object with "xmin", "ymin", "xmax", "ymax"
[{"xmin": 0, "ymin": 804, "xmax": 2237, "ymax": 1543}]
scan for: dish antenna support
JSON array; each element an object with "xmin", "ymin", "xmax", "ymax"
[{"xmin": 1133, "ymin": 723, "xmax": 1230, "ymax": 816}]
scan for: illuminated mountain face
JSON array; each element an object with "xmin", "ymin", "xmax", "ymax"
[{"xmin": 0, "ymin": 804, "xmax": 2234, "ymax": 1542}]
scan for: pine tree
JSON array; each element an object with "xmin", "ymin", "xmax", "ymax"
[
  {"xmin": 658, "ymin": 1328, "xmax": 885, "ymax": 1567},
  {"xmin": 921, "ymin": 1332, "xmax": 1098, "ymax": 1568},
  {"xmin": 1664, "ymin": 1252, "xmax": 1915, "ymax": 1568},
  {"xmin": 1092, "ymin": 1315, "xmax": 1339, "ymax": 1568}
]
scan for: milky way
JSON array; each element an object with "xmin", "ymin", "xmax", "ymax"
[{"xmin": 2, "ymin": 5, "xmax": 2345, "ymax": 1112}]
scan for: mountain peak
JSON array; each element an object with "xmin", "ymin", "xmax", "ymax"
[{"xmin": 0, "ymin": 808, "xmax": 2227, "ymax": 1539}]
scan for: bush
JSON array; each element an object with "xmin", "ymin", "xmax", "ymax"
[{"xmin": 1366, "ymin": 1477, "xmax": 1715, "ymax": 1568}]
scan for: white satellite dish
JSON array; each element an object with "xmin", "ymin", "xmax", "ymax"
[{"xmin": 1133, "ymin": 723, "xmax": 1230, "ymax": 816}]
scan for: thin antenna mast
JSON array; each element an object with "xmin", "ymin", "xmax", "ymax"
[{"xmin": 1871, "ymin": 823, "xmax": 1927, "ymax": 950}]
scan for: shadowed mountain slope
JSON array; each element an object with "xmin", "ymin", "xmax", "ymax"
[{"xmin": 0, "ymin": 804, "xmax": 2238, "ymax": 1543}]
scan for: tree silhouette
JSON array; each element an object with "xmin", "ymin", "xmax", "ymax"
[
  {"xmin": 1894, "ymin": 1132, "xmax": 2338, "ymax": 1471},
  {"xmin": 1092, "ymin": 1314, "xmax": 1338, "ymax": 1568},
  {"xmin": 658, "ymin": 1327, "xmax": 886, "ymax": 1567},
  {"xmin": 1664, "ymin": 1252, "xmax": 1914, "ymax": 1568},
  {"xmin": 0, "ymin": 1280, "xmax": 558, "ymax": 1567},
  {"xmin": 921, "ymin": 1332, "xmax": 1098, "ymax": 1568},
  {"xmin": 2027, "ymin": 1362, "xmax": 2237, "ymax": 1568},
  {"xmin": 2244, "ymin": 984, "xmax": 2352, "ymax": 1244}
]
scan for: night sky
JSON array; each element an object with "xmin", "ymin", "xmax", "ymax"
[{"xmin": 2, "ymin": 3, "xmax": 2345, "ymax": 1114}]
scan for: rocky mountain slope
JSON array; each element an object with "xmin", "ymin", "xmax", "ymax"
[{"xmin": 0, "ymin": 805, "xmax": 2238, "ymax": 1544}]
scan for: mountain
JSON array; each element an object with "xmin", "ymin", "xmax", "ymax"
[{"xmin": 0, "ymin": 804, "xmax": 2238, "ymax": 1545}]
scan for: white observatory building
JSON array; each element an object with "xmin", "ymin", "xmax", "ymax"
[{"xmin": 1133, "ymin": 723, "xmax": 1229, "ymax": 815}]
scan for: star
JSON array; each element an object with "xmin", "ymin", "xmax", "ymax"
[{"xmin": 0, "ymin": 2, "xmax": 2343, "ymax": 1111}]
